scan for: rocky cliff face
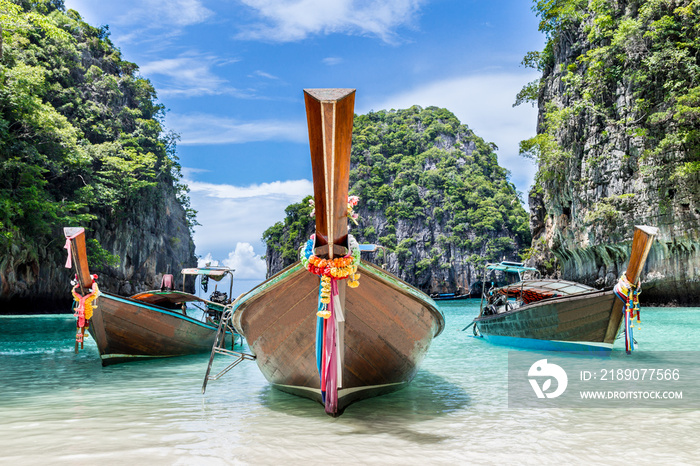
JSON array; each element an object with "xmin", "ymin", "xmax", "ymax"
[
  {"xmin": 0, "ymin": 183, "xmax": 196, "ymax": 312},
  {"xmin": 0, "ymin": 4, "xmax": 198, "ymax": 312},
  {"xmin": 265, "ymin": 106, "xmax": 530, "ymax": 297},
  {"xmin": 264, "ymin": 210, "xmax": 491, "ymax": 296},
  {"xmin": 526, "ymin": 0, "xmax": 700, "ymax": 304},
  {"xmin": 87, "ymin": 186, "xmax": 197, "ymax": 297}
]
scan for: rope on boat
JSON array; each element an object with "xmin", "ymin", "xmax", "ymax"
[
  {"xmin": 301, "ymin": 233, "xmax": 361, "ymax": 415},
  {"xmin": 461, "ymin": 321, "xmax": 477, "ymax": 333},
  {"xmin": 614, "ymin": 273, "xmax": 641, "ymax": 354}
]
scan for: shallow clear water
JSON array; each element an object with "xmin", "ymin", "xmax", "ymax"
[{"xmin": 1, "ymin": 302, "xmax": 699, "ymax": 465}]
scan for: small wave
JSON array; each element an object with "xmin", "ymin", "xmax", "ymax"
[{"xmin": 0, "ymin": 347, "xmax": 79, "ymax": 356}]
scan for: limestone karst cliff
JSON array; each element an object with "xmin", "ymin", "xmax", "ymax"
[
  {"xmin": 264, "ymin": 106, "xmax": 530, "ymax": 296},
  {"xmin": 0, "ymin": 2, "xmax": 196, "ymax": 311},
  {"xmin": 522, "ymin": 0, "xmax": 700, "ymax": 304}
]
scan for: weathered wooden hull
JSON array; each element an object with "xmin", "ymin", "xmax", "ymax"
[
  {"xmin": 88, "ymin": 292, "xmax": 220, "ymax": 365},
  {"xmin": 232, "ymin": 260, "xmax": 444, "ymax": 413},
  {"xmin": 474, "ymin": 290, "xmax": 619, "ymax": 351}
]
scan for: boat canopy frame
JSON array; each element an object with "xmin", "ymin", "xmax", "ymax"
[
  {"xmin": 477, "ymin": 263, "xmax": 599, "ymax": 318},
  {"xmin": 486, "ymin": 261, "xmax": 540, "ymax": 275},
  {"xmin": 359, "ymin": 243, "xmax": 388, "ymax": 269},
  {"xmin": 181, "ymin": 266, "xmax": 235, "ymax": 301},
  {"xmin": 479, "ymin": 261, "xmax": 540, "ymax": 317}
]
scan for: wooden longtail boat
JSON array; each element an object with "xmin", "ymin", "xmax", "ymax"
[
  {"xmin": 431, "ymin": 292, "xmax": 471, "ymax": 301},
  {"xmin": 206, "ymin": 89, "xmax": 444, "ymax": 416},
  {"xmin": 472, "ymin": 225, "xmax": 658, "ymax": 352},
  {"xmin": 64, "ymin": 227, "xmax": 233, "ymax": 366}
]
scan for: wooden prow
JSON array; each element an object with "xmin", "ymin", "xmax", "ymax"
[
  {"xmin": 63, "ymin": 227, "xmax": 93, "ymax": 292},
  {"xmin": 603, "ymin": 225, "xmax": 659, "ymax": 343},
  {"xmin": 304, "ymin": 88, "xmax": 355, "ymax": 259},
  {"xmin": 624, "ymin": 225, "xmax": 659, "ymax": 282}
]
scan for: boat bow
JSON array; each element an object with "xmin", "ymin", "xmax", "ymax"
[{"xmin": 213, "ymin": 89, "xmax": 443, "ymax": 416}]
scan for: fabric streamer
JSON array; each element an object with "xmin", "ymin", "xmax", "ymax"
[
  {"xmin": 303, "ymin": 234, "xmax": 361, "ymax": 414},
  {"xmin": 320, "ymin": 316, "xmax": 327, "ymax": 404},
  {"xmin": 333, "ymin": 289, "xmax": 345, "ymax": 389},
  {"xmin": 614, "ymin": 273, "xmax": 641, "ymax": 354},
  {"xmin": 323, "ymin": 280, "xmax": 340, "ymax": 413},
  {"xmin": 63, "ymin": 230, "xmax": 83, "ymax": 269}
]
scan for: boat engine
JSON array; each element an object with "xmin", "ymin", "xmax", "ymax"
[{"xmin": 209, "ymin": 290, "xmax": 229, "ymax": 305}]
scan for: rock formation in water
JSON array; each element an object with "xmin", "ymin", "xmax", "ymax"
[
  {"xmin": 0, "ymin": 2, "xmax": 196, "ymax": 312},
  {"xmin": 264, "ymin": 106, "xmax": 530, "ymax": 296},
  {"xmin": 521, "ymin": 0, "xmax": 700, "ymax": 304}
]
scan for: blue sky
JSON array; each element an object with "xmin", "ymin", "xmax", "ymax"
[{"xmin": 64, "ymin": 0, "xmax": 544, "ymax": 293}]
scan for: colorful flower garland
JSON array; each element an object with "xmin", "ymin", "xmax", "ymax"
[
  {"xmin": 71, "ymin": 275, "xmax": 100, "ymax": 349},
  {"xmin": 301, "ymin": 234, "xmax": 361, "ymax": 318}
]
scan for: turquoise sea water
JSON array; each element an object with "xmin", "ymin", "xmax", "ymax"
[{"xmin": 1, "ymin": 301, "xmax": 699, "ymax": 465}]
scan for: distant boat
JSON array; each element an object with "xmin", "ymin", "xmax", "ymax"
[
  {"xmin": 430, "ymin": 292, "xmax": 471, "ymax": 301},
  {"xmin": 204, "ymin": 89, "xmax": 444, "ymax": 416},
  {"xmin": 64, "ymin": 227, "xmax": 235, "ymax": 365},
  {"xmin": 471, "ymin": 225, "xmax": 658, "ymax": 352}
]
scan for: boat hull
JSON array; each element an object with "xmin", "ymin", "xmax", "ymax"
[
  {"xmin": 474, "ymin": 290, "xmax": 619, "ymax": 352},
  {"xmin": 88, "ymin": 292, "xmax": 221, "ymax": 365},
  {"xmin": 432, "ymin": 294, "xmax": 472, "ymax": 301},
  {"xmin": 232, "ymin": 261, "xmax": 444, "ymax": 414}
]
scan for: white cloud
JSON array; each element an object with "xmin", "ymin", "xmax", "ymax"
[
  {"xmin": 69, "ymin": 0, "xmax": 212, "ymax": 27},
  {"xmin": 65, "ymin": 0, "xmax": 212, "ymax": 40},
  {"xmin": 365, "ymin": 72, "xmax": 540, "ymax": 197},
  {"xmin": 197, "ymin": 245, "xmax": 266, "ymax": 280},
  {"xmin": 323, "ymin": 57, "xmax": 343, "ymax": 66},
  {"xmin": 188, "ymin": 179, "xmax": 314, "ymax": 199},
  {"xmin": 197, "ymin": 253, "xmax": 219, "ymax": 267},
  {"xmin": 221, "ymin": 243, "xmax": 267, "ymax": 279},
  {"xmin": 251, "ymin": 70, "xmax": 281, "ymax": 80},
  {"xmin": 166, "ymin": 113, "xmax": 308, "ymax": 145},
  {"xmin": 117, "ymin": 0, "xmax": 213, "ymax": 27},
  {"xmin": 181, "ymin": 167, "xmax": 211, "ymax": 178},
  {"xmin": 154, "ymin": 0, "xmax": 213, "ymax": 26},
  {"xmin": 139, "ymin": 55, "xmax": 241, "ymax": 97},
  {"xmin": 236, "ymin": 0, "xmax": 424, "ymax": 43},
  {"xmin": 187, "ymin": 178, "xmax": 314, "ymax": 263}
]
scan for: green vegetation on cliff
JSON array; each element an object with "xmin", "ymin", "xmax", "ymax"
[
  {"xmin": 515, "ymin": 0, "xmax": 700, "ymax": 302},
  {"xmin": 262, "ymin": 196, "xmax": 315, "ymax": 265},
  {"xmin": 264, "ymin": 106, "xmax": 530, "ymax": 293},
  {"xmin": 0, "ymin": 0, "xmax": 195, "ymax": 267},
  {"xmin": 520, "ymin": 0, "xmax": 700, "ymax": 206},
  {"xmin": 350, "ymin": 107, "xmax": 529, "ymax": 251}
]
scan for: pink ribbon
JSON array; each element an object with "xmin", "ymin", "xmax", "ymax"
[
  {"xmin": 324, "ymin": 280, "xmax": 340, "ymax": 414},
  {"xmin": 64, "ymin": 231, "xmax": 82, "ymax": 269},
  {"xmin": 64, "ymin": 236, "xmax": 73, "ymax": 269}
]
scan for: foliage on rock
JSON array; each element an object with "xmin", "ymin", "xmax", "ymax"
[
  {"xmin": 0, "ymin": 0, "xmax": 195, "ymax": 267},
  {"xmin": 0, "ymin": 1, "xmax": 197, "ymax": 309},
  {"xmin": 521, "ymin": 0, "xmax": 700, "ymax": 225},
  {"xmin": 264, "ymin": 106, "xmax": 530, "ymax": 294},
  {"xmin": 517, "ymin": 0, "xmax": 700, "ymax": 301}
]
